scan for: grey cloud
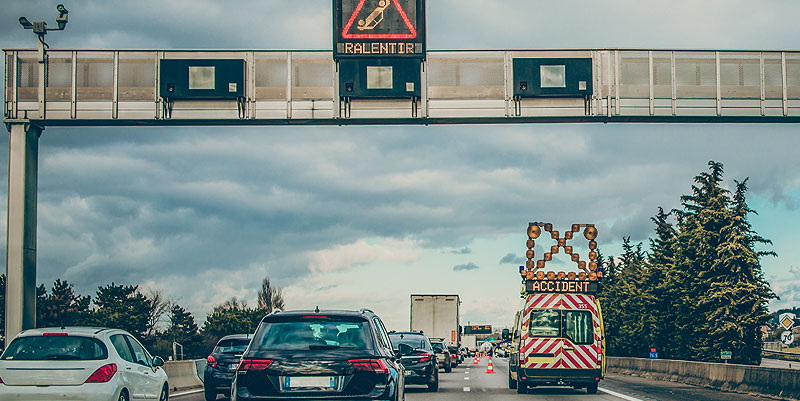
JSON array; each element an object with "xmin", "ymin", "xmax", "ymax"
[
  {"xmin": 499, "ymin": 253, "xmax": 525, "ymax": 265},
  {"xmin": 450, "ymin": 247, "xmax": 472, "ymax": 255},
  {"xmin": 453, "ymin": 262, "xmax": 479, "ymax": 272}
]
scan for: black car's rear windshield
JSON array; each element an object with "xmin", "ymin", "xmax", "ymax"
[
  {"xmin": 214, "ymin": 338, "xmax": 251, "ymax": 354},
  {"xmin": 431, "ymin": 342, "xmax": 445, "ymax": 352},
  {"xmin": 389, "ymin": 334, "xmax": 431, "ymax": 351},
  {"xmin": 1, "ymin": 335, "xmax": 108, "ymax": 361},
  {"xmin": 253, "ymin": 317, "xmax": 372, "ymax": 351}
]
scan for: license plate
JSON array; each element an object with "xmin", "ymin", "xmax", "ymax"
[
  {"xmin": 404, "ymin": 371, "xmax": 411, "ymax": 376},
  {"xmin": 285, "ymin": 376, "xmax": 334, "ymax": 388},
  {"xmin": 228, "ymin": 363, "xmax": 239, "ymax": 370}
]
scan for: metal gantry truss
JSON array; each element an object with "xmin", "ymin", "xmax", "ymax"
[{"xmin": 5, "ymin": 48, "xmax": 800, "ymax": 126}]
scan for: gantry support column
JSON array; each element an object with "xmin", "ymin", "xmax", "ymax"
[{"xmin": 4, "ymin": 122, "xmax": 42, "ymax": 344}]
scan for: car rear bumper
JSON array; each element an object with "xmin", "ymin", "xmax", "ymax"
[
  {"xmin": 233, "ymin": 384, "xmax": 397, "ymax": 400},
  {"xmin": 520, "ymin": 368, "xmax": 602, "ymax": 385},
  {"xmin": 205, "ymin": 368, "xmax": 235, "ymax": 391},
  {"xmin": 0, "ymin": 382, "xmax": 121, "ymax": 401}
]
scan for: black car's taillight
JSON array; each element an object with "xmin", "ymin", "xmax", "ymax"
[
  {"xmin": 418, "ymin": 355, "xmax": 432, "ymax": 363},
  {"xmin": 207, "ymin": 355, "xmax": 218, "ymax": 368},
  {"xmin": 237, "ymin": 359, "xmax": 273, "ymax": 373},
  {"xmin": 349, "ymin": 359, "xmax": 390, "ymax": 375}
]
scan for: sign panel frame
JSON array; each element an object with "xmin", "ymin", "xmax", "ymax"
[{"xmin": 333, "ymin": 0, "xmax": 426, "ymax": 60}]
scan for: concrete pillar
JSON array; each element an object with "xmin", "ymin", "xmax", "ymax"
[{"xmin": 4, "ymin": 122, "xmax": 41, "ymax": 344}]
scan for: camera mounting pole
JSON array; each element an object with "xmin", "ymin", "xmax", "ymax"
[{"xmin": 18, "ymin": 4, "xmax": 69, "ymax": 119}]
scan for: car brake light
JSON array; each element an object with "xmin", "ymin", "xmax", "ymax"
[
  {"xmin": 349, "ymin": 359, "xmax": 390, "ymax": 375},
  {"xmin": 237, "ymin": 359, "xmax": 273, "ymax": 372},
  {"xmin": 43, "ymin": 332, "xmax": 68, "ymax": 336},
  {"xmin": 419, "ymin": 356, "xmax": 431, "ymax": 363},
  {"xmin": 0, "ymin": 375, "xmax": 4, "ymax": 384},
  {"xmin": 85, "ymin": 364, "xmax": 117, "ymax": 383},
  {"xmin": 207, "ymin": 355, "xmax": 217, "ymax": 368},
  {"xmin": 301, "ymin": 315, "xmax": 328, "ymax": 319}
]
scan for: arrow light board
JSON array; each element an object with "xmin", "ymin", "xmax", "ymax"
[{"xmin": 334, "ymin": 0, "xmax": 426, "ymax": 59}]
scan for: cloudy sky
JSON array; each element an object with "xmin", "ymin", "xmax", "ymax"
[{"xmin": 2, "ymin": 0, "xmax": 800, "ymax": 332}]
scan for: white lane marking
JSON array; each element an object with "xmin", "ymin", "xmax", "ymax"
[
  {"xmin": 599, "ymin": 387, "xmax": 647, "ymax": 401},
  {"xmin": 463, "ymin": 386, "xmax": 470, "ymax": 392},
  {"xmin": 171, "ymin": 389, "xmax": 204, "ymax": 398},
  {"xmin": 464, "ymin": 377, "xmax": 470, "ymax": 380}
]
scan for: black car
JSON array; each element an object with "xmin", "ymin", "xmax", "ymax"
[
  {"xmin": 231, "ymin": 309, "xmax": 404, "ymax": 400},
  {"xmin": 205, "ymin": 334, "xmax": 253, "ymax": 401},
  {"xmin": 388, "ymin": 332, "xmax": 438, "ymax": 392}
]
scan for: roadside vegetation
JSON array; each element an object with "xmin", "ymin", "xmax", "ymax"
[
  {"xmin": 0, "ymin": 275, "xmax": 284, "ymax": 359},
  {"xmin": 597, "ymin": 161, "xmax": 776, "ymax": 365}
]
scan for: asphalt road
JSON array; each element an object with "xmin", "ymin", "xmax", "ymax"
[{"xmin": 175, "ymin": 356, "xmax": 777, "ymax": 401}]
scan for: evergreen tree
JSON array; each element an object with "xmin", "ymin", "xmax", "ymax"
[
  {"xmin": 202, "ymin": 297, "xmax": 264, "ymax": 348},
  {"xmin": 37, "ymin": 279, "xmax": 92, "ymax": 328},
  {"xmin": 167, "ymin": 304, "xmax": 203, "ymax": 359},
  {"xmin": 93, "ymin": 283, "xmax": 151, "ymax": 339}
]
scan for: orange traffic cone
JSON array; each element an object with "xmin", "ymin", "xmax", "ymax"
[
  {"xmin": 485, "ymin": 358, "xmax": 494, "ymax": 374},
  {"xmin": 473, "ymin": 356, "xmax": 478, "ymax": 365}
]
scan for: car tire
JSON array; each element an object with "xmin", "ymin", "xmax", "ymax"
[
  {"xmin": 508, "ymin": 371, "xmax": 517, "ymax": 389},
  {"xmin": 445, "ymin": 361, "xmax": 452, "ymax": 373},
  {"xmin": 428, "ymin": 370, "xmax": 439, "ymax": 392},
  {"xmin": 587, "ymin": 382, "xmax": 598, "ymax": 394},
  {"xmin": 159, "ymin": 384, "xmax": 169, "ymax": 401},
  {"xmin": 516, "ymin": 378, "xmax": 527, "ymax": 394},
  {"xmin": 118, "ymin": 390, "xmax": 129, "ymax": 401},
  {"xmin": 204, "ymin": 386, "xmax": 217, "ymax": 401}
]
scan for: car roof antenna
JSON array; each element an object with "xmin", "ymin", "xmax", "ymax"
[{"xmin": 315, "ymin": 305, "xmax": 320, "ymax": 313}]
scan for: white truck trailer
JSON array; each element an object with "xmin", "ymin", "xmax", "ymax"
[
  {"xmin": 461, "ymin": 334, "xmax": 477, "ymax": 353},
  {"xmin": 410, "ymin": 294, "xmax": 461, "ymax": 353}
]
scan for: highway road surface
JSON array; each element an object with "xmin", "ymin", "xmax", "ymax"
[{"xmin": 175, "ymin": 357, "xmax": 777, "ymax": 401}]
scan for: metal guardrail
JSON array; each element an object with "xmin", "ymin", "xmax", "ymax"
[{"xmin": 4, "ymin": 48, "xmax": 800, "ymax": 125}]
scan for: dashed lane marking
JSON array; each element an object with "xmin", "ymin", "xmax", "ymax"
[
  {"xmin": 463, "ymin": 386, "xmax": 470, "ymax": 392},
  {"xmin": 464, "ymin": 377, "xmax": 470, "ymax": 380},
  {"xmin": 599, "ymin": 387, "xmax": 647, "ymax": 401}
]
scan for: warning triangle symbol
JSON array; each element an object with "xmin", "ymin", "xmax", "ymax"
[{"xmin": 342, "ymin": 0, "xmax": 417, "ymax": 39}]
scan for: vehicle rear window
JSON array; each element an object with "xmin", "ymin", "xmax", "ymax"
[
  {"xmin": 529, "ymin": 309, "xmax": 560, "ymax": 337},
  {"xmin": 389, "ymin": 334, "xmax": 432, "ymax": 351},
  {"xmin": 214, "ymin": 338, "xmax": 251, "ymax": 354},
  {"xmin": 254, "ymin": 319, "xmax": 371, "ymax": 351},
  {"xmin": 431, "ymin": 343, "xmax": 444, "ymax": 352},
  {"xmin": 1, "ymin": 335, "xmax": 108, "ymax": 361}
]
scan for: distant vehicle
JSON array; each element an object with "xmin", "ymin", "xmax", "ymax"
[
  {"xmin": 0, "ymin": 327, "xmax": 168, "ymax": 401},
  {"xmin": 389, "ymin": 332, "xmax": 438, "ymax": 392},
  {"xmin": 205, "ymin": 334, "xmax": 253, "ymax": 401},
  {"xmin": 231, "ymin": 309, "xmax": 404, "ymax": 401},
  {"xmin": 462, "ymin": 335, "xmax": 477, "ymax": 355},
  {"xmin": 429, "ymin": 339, "xmax": 451, "ymax": 373},
  {"xmin": 410, "ymin": 295, "xmax": 461, "ymax": 369}
]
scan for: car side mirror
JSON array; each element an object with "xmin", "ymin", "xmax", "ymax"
[
  {"xmin": 398, "ymin": 343, "xmax": 413, "ymax": 356},
  {"xmin": 152, "ymin": 356, "xmax": 165, "ymax": 367}
]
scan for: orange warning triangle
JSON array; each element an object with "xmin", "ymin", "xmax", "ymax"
[{"xmin": 342, "ymin": 0, "xmax": 417, "ymax": 39}]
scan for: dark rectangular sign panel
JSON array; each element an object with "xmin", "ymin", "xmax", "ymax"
[
  {"xmin": 334, "ymin": 0, "xmax": 426, "ymax": 59},
  {"xmin": 525, "ymin": 280, "xmax": 598, "ymax": 294},
  {"xmin": 464, "ymin": 325, "xmax": 492, "ymax": 335}
]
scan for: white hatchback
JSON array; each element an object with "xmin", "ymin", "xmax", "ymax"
[{"xmin": 0, "ymin": 327, "xmax": 169, "ymax": 401}]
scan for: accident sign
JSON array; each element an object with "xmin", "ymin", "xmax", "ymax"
[{"xmin": 334, "ymin": 0, "xmax": 426, "ymax": 59}]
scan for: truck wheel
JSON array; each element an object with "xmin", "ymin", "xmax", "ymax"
[
  {"xmin": 508, "ymin": 371, "xmax": 517, "ymax": 389},
  {"xmin": 516, "ymin": 378, "xmax": 527, "ymax": 394},
  {"xmin": 586, "ymin": 382, "xmax": 598, "ymax": 394}
]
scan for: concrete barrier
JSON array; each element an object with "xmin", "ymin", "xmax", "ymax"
[
  {"xmin": 608, "ymin": 357, "xmax": 800, "ymax": 399},
  {"xmin": 163, "ymin": 360, "xmax": 203, "ymax": 392}
]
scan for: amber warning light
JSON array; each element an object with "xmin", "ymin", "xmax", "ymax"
[{"xmin": 520, "ymin": 222, "xmax": 603, "ymax": 293}]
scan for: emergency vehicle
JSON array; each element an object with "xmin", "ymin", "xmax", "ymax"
[{"xmin": 507, "ymin": 222, "xmax": 606, "ymax": 394}]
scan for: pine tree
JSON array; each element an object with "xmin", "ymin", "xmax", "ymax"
[
  {"xmin": 37, "ymin": 279, "xmax": 92, "ymax": 328},
  {"xmin": 167, "ymin": 304, "xmax": 203, "ymax": 359},
  {"xmin": 93, "ymin": 283, "xmax": 151, "ymax": 339}
]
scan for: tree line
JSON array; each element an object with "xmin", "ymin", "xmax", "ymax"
[
  {"xmin": 0, "ymin": 275, "xmax": 285, "ymax": 359},
  {"xmin": 597, "ymin": 161, "xmax": 776, "ymax": 365}
]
